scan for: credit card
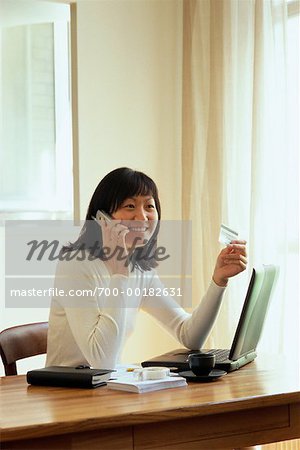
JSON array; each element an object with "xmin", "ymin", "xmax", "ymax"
[{"xmin": 219, "ymin": 224, "xmax": 238, "ymax": 245}]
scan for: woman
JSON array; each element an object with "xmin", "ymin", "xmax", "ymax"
[{"xmin": 46, "ymin": 167, "xmax": 247, "ymax": 369}]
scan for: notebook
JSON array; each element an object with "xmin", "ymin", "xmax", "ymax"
[
  {"xmin": 142, "ymin": 265, "xmax": 278, "ymax": 373},
  {"xmin": 27, "ymin": 366, "xmax": 114, "ymax": 388}
]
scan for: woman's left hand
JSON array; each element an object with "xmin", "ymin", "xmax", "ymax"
[{"xmin": 213, "ymin": 240, "xmax": 247, "ymax": 287}]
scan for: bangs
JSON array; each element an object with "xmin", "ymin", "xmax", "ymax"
[
  {"xmin": 126, "ymin": 172, "xmax": 155, "ymax": 198},
  {"xmin": 110, "ymin": 170, "xmax": 158, "ymax": 213}
]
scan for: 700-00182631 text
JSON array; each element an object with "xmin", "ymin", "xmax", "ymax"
[{"xmin": 9, "ymin": 286, "xmax": 183, "ymax": 298}]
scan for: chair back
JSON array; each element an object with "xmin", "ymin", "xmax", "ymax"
[{"xmin": 0, "ymin": 322, "xmax": 48, "ymax": 376}]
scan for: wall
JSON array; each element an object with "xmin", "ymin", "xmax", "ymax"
[
  {"xmin": 76, "ymin": 0, "xmax": 182, "ymax": 221},
  {"xmin": 75, "ymin": 0, "xmax": 183, "ymax": 363}
]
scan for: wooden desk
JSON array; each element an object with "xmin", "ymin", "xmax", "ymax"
[{"xmin": 1, "ymin": 357, "xmax": 300, "ymax": 450}]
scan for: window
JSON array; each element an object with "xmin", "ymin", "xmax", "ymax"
[{"xmin": 0, "ymin": 0, "xmax": 72, "ymax": 219}]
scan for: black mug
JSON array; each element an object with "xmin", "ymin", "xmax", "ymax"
[{"xmin": 188, "ymin": 353, "xmax": 215, "ymax": 376}]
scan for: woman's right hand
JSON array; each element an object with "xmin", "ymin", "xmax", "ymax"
[{"xmin": 97, "ymin": 218, "xmax": 130, "ymax": 277}]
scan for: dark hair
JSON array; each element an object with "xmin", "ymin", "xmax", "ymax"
[
  {"xmin": 85, "ymin": 167, "xmax": 161, "ymax": 220},
  {"xmin": 63, "ymin": 167, "xmax": 161, "ymax": 271}
]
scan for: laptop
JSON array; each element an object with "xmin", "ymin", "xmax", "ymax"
[{"xmin": 142, "ymin": 265, "xmax": 278, "ymax": 372}]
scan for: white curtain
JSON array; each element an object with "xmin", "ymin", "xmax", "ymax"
[{"xmin": 182, "ymin": 0, "xmax": 299, "ymax": 378}]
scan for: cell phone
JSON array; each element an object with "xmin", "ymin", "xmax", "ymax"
[{"xmin": 95, "ymin": 210, "xmax": 112, "ymax": 223}]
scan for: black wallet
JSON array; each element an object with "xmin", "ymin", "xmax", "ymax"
[{"xmin": 26, "ymin": 366, "xmax": 114, "ymax": 388}]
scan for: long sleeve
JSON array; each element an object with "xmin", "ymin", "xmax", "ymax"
[
  {"xmin": 47, "ymin": 258, "xmax": 131, "ymax": 369},
  {"xmin": 47, "ymin": 258, "xmax": 226, "ymax": 369},
  {"xmin": 141, "ymin": 274, "xmax": 226, "ymax": 350}
]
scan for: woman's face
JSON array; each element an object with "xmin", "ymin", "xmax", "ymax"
[{"xmin": 112, "ymin": 195, "xmax": 159, "ymax": 248}]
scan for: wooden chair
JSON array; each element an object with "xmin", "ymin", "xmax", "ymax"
[{"xmin": 0, "ymin": 322, "xmax": 48, "ymax": 375}]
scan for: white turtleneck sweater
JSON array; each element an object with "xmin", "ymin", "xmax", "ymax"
[{"xmin": 46, "ymin": 256, "xmax": 226, "ymax": 369}]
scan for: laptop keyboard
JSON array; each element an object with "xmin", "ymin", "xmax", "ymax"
[
  {"xmin": 175, "ymin": 348, "xmax": 230, "ymax": 362},
  {"xmin": 206, "ymin": 349, "xmax": 230, "ymax": 362}
]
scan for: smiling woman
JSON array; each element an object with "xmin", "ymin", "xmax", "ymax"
[
  {"xmin": 46, "ymin": 167, "xmax": 247, "ymax": 370},
  {"xmin": 111, "ymin": 195, "xmax": 158, "ymax": 248},
  {"xmin": 62, "ymin": 167, "xmax": 162, "ymax": 272}
]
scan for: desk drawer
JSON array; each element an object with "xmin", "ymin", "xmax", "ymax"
[
  {"xmin": 134, "ymin": 405, "xmax": 290, "ymax": 450},
  {"xmin": 2, "ymin": 427, "xmax": 133, "ymax": 450}
]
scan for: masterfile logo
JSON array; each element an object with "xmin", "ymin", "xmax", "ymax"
[{"xmin": 5, "ymin": 220, "xmax": 192, "ymax": 308}]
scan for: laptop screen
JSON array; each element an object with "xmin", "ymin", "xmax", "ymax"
[{"xmin": 229, "ymin": 265, "xmax": 278, "ymax": 360}]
